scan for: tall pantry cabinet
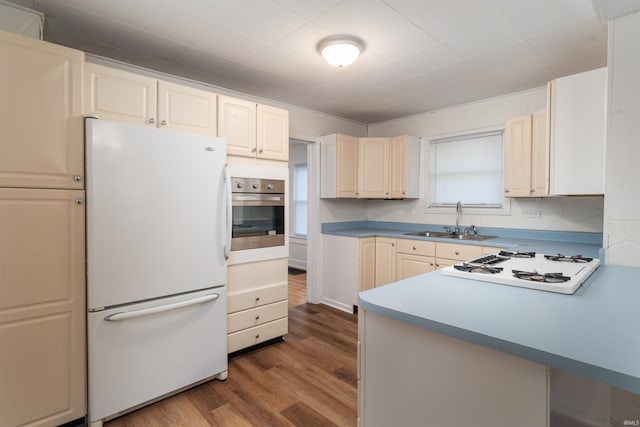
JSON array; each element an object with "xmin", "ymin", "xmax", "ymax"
[{"xmin": 0, "ymin": 29, "xmax": 86, "ymax": 427}]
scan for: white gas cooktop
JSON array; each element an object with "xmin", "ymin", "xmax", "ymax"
[{"xmin": 441, "ymin": 251, "xmax": 600, "ymax": 294}]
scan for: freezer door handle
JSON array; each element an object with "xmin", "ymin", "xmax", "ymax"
[
  {"xmin": 103, "ymin": 293, "xmax": 220, "ymax": 321},
  {"xmin": 223, "ymin": 164, "xmax": 232, "ymax": 260}
]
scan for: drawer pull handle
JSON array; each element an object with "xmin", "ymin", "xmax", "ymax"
[
  {"xmin": 455, "ymin": 251, "xmax": 460, "ymax": 255},
  {"xmin": 255, "ymin": 315, "xmax": 260, "ymax": 320},
  {"xmin": 255, "ymin": 334, "xmax": 260, "ymax": 339},
  {"xmin": 255, "ymin": 297, "xmax": 260, "ymax": 302},
  {"xmin": 412, "ymin": 246, "xmax": 416, "ymax": 250}
]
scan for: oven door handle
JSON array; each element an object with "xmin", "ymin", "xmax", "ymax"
[{"xmin": 223, "ymin": 164, "xmax": 232, "ymax": 260}]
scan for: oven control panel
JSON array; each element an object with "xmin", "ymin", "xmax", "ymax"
[{"xmin": 231, "ymin": 177, "xmax": 284, "ymax": 194}]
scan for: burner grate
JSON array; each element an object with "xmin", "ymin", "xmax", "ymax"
[
  {"xmin": 454, "ymin": 264, "xmax": 503, "ymax": 274},
  {"xmin": 544, "ymin": 254, "xmax": 593, "ymax": 263},
  {"xmin": 498, "ymin": 251, "xmax": 536, "ymax": 258},
  {"xmin": 467, "ymin": 254, "xmax": 508, "ymax": 265},
  {"xmin": 512, "ymin": 270, "xmax": 570, "ymax": 283}
]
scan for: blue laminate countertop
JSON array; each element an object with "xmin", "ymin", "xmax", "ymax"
[
  {"xmin": 359, "ymin": 265, "xmax": 640, "ymax": 394},
  {"xmin": 323, "ymin": 220, "xmax": 603, "ymax": 258}
]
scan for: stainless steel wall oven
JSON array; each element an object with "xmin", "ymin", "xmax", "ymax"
[{"xmin": 231, "ymin": 177, "xmax": 285, "ymax": 251}]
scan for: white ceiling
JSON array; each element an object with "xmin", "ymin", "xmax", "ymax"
[{"xmin": 8, "ymin": 0, "xmax": 609, "ymax": 124}]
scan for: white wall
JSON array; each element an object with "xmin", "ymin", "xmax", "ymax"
[
  {"xmin": 366, "ymin": 88, "xmax": 604, "ymax": 233},
  {"xmin": 603, "ymin": 10, "xmax": 640, "ymax": 423},
  {"xmin": 603, "ymin": 10, "xmax": 640, "ymax": 267}
]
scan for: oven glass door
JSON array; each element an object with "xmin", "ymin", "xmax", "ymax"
[
  {"xmin": 231, "ymin": 193, "xmax": 285, "ymax": 250},
  {"xmin": 232, "ymin": 205, "xmax": 285, "ymax": 238}
]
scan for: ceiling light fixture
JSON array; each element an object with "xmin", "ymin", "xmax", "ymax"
[{"xmin": 317, "ymin": 35, "xmax": 365, "ymax": 68}]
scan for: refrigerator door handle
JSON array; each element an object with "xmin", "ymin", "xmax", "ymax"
[
  {"xmin": 104, "ymin": 293, "xmax": 220, "ymax": 321},
  {"xmin": 223, "ymin": 164, "xmax": 232, "ymax": 260}
]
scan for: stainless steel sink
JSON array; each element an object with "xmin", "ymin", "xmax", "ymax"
[
  {"xmin": 403, "ymin": 231, "xmax": 496, "ymax": 241},
  {"xmin": 403, "ymin": 231, "xmax": 453, "ymax": 238},
  {"xmin": 447, "ymin": 234, "xmax": 496, "ymax": 241}
]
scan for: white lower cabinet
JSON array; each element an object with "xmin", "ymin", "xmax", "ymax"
[
  {"xmin": 321, "ymin": 235, "xmax": 505, "ymax": 310},
  {"xmin": 396, "ymin": 239, "xmax": 436, "ymax": 280},
  {"xmin": 226, "ymin": 258, "xmax": 288, "ymax": 353},
  {"xmin": 0, "ymin": 188, "xmax": 86, "ymax": 427},
  {"xmin": 374, "ymin": 237, "xmax": 397, "ymax": 286}
]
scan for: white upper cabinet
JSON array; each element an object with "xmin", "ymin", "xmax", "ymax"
[
  {"xmin": 549, "ymin": 67, "xmax": 607, "ymax": 195},
  {"xmin": 504, "ymin": 114, "xmax": 533, "ymax": 197},
  {"xmin": 531, "ymin": 108, "xmax": 550, "ymax": 197},
  {"xmin": 0, "ymin": 30, "xmax": 84, "ymax": 189},
  {"xmin": 157, "ymin": 80, "xmax": 217, "ymax": 136},
  {"xmin": 85, "ymin": 63, "xmax": 217, "ymax": 137},
  {"xmin": 219, "ymin": 95, "xmax": 289, "ymax": 161},
  {"xmin": 359, "ymin": 137, "xmax": 390, "ymax": 198},
  {"xmin": 320, "ymin": 133, "xmax": 359, "ymax": 198},
  {"xmin": 257, "ymin": 104, "xmax": 289, "ymax": 161},
  {"xmin": 218, "ymin": 95, "xmax": 256, "ymax": 157},
  {"xmin": 321, "ymin": 134, "xmax": 420, "ymax": 199},
  {"xmin": 85, "ymin": 63, "xmax": 157, "ymax": 127}
]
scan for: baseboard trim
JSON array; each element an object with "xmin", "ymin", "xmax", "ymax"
[{"xmin": 320, "ymin": 297, "xmax": 355, "ymax": 314}]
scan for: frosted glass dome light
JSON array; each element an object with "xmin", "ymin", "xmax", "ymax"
[{"xmin": 317, "ymin": 35, "xmax": 365, "ymax": 68}]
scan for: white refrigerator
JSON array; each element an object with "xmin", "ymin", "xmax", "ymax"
[{"xmin": 85, "ymin": 119, "xmax": 231, "ymax": 425}]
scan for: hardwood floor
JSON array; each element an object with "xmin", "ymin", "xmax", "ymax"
[
  {"xmin": 288, "ymin": 270, "xmax": 307, "ymax": 307},
  {"xmin": 106, "ymin": 273, "xmax": 357, "ymax": 427}
]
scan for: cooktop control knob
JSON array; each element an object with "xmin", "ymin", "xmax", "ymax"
[
  {"xmin": 252, "ymin": 183, "xmax": 259, "ymax": 189},
  {"xmin": 266, "ymin": 183, "xmax": 274, "ymax": 190},
  {"xmin": 236, "ymin": 182, "xmax": 244, "ymax": 189}
]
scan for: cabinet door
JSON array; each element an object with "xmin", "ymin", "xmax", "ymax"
[
  {"xmin": 85, "ymin": 62, "xmax": 157, "ymax": 128},
  {"xmin": 257, "ymin": 104, "xmax": 289, "ymax": 161},
  {"xmin": 157, "ymin": 80, "xmax": 217, "ymax": 137},
  {"xmin": 359, "ymin": 138, "xmax": 390, "ymax": 198},
  {"xmin": 504, "ymin": 114, "xmax": 533, "ymax": 197},
  {"xmin": 390, "ymin": 136, "xmax": 408, "ymax": 198},
  {"xmin": 218, "ymin": 95, "xmax": 257, "ymax": 158},
  {"xmin": 336, "ymin": 134, "xmax": 359, "ymax": 198},
  {"xmin": 531, "ymin": 108, "xmax": 550, "ymax": 197},
  {"xmin": 359, "ymin": 237, "xmax": 376, "ymax": 292},
  {"xmin": 375, "ymin": 237, "xmax": 396, "ymax": 287},
  {"xmin": 0, "ymin": 188, "xmax": 85, "ymax": 427},
  {"xmin": 396, "ymin": 253, "xmax": 435, "ymax": 280},
  {"xmin": 0, "ymin": 31, "xmax": 84, "ymax": 189},
  {"xmin": 550, "ymin": 67, "xmax": 606, "ymax": 195}
]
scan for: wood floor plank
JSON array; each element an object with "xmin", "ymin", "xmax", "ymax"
[
  {"xmin": 104, "ymin": 272, "xmax": 358, "ymax": 427},
  {"xmin": 288, "ymin": 272, "xmax": 307, "ymax": 307},
  {"xmin": 265, "ymin": 366, "xmax": 357, "ymax": 427},
  {"xmin": 281, "ymin": 401, "xmax": 339, "ymax": 427},
  {"xmin": 207, "ymin": 403, "xmax": 255, "ymax": 427}
]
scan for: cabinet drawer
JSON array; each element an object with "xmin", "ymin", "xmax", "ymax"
[
  {"xmin": 228, "ymin": 318, "xmax": 288, "ymax": 353},
  {"xmin": 227, "ymin": 300, "xmax": 288, "ymax": 334},
  {"xmin": 436, "ymin": 243, "xmax": 482, "ymax": 261},
  {"xmin": 397, "ymin": 239, "xmax": 435, "ymax": 256},
  {"xmin": 228, "ymin": 283, "xmax": 287, "ymax": 314}
]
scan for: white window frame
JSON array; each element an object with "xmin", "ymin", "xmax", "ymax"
[
  {"xmin": 423, "ymin": 126, "xmax": 511, "ymax": 216},
  {"xmin": 292, "ymin": 162, "xmax": 308, "ymax": 237}
]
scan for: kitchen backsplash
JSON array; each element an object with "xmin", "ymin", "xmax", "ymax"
[{"xmin": 366, "ymin": 196, "xmax": 604, "ymax": 233}]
